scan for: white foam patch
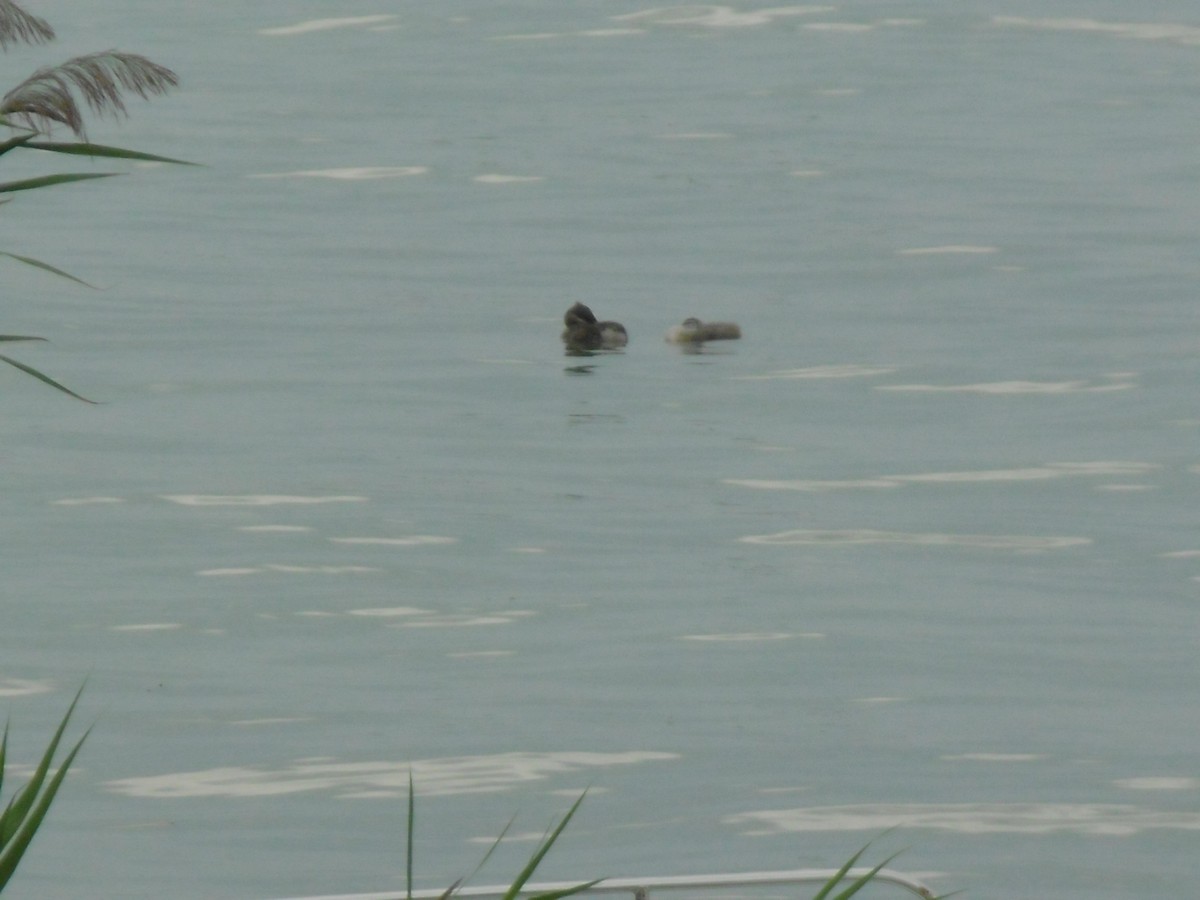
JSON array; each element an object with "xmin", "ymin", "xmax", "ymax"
[
  {"xmin": 655, "ymin": 132, "xmax": 735, "ymax": 140},
  {"xmin": 491, "ymin": 32, "xmax": 563, "ymax": 41},
  {"xmin": 347, "ymin": 607, "xmax": 432, "ymax": 617},
  {"xmin": 726, "ymin": 461, "xmax": 1157, "ymax": 492},
  {"xmin": 877, "ymin": 375, "xmax": 1136, "ymax": 395},
  {"xmin": 229, "ymin": 717, "xmax": 315, "ymax": 727},
  {"xmin": 495, "ymin": 28, "xmax": 646, "ymax": 39},
  {"xmin": 389, "ymin": 613, "xmax": 526, "ymax": 628},
  {"xmin": 344, "ymin": 607, "xmax": 532, "ymax": 628},
  {"xmin": 789, "ymin": 168, "xmax": 826, "ymax": 177},
  {"xmin": 942, "ymin": 753, "xmax": 1044, "ymax": 763},
  {"xmin": 52, "ymin": 496, "xmax": 125, "ymax": 506},
  {"xmin": 197, "ymin": 565, "xmax": 380, "ymax": 576},
  {"xmin": 1160, "ymin": 550, "xmax": 1200, "ymax": 558},
  {"xmin": 448, "ymin": 650, "xmax": 517, "ymax": 659},
  {"xmin": 0, "ymin": 678, "xmax": 54, "ymax": 698},
  {"xmin": 110, "ymin": 623, "xmax": 183, "ymax": 632},
  {"xmin": 104, "ymin": 750, "xmax": 679, "ymax": 799},
  {"xmin": 804, "ymin": 22, "xmax": 874, "ymax": 33},
  {"xmin": 726, "ymin": 478, "xmax": 902, "ymax": 492},
  {"xmin": 473, "ymin": 174, "xmax": 544, "ymax": 184},
  {"xmin": 739, "ymin": 529, "xmax": 1091, "ymax": 551},
  {"xmin": 735, "ymin": 364, "xmax": 897, "ymax": 381},
  {"xmin": 466, "ymin": 830, "xmax": 547, "ymax": 845},
  {"xmin": 992, "ymin": 16, "xmax": 1200, "ymax": 46},
  {"xmin": 258, "ymin": 15, "xmax": 400, "ymax": 36},
  {"xmin": 578, "ymin": 28, "xmax": 644, "ymax": 37},
  {"xmin": 163, "ymin": 495, "xmax": 367, "ymax": 507},
  {"xmin": 249, "ymin": 166, "xmax": 428, "ymax": 180},
  {"xmin": 896, "ymin": 461, "xmax": 1154, "ymax": 483},
  {"xmin": 1114, "ymin": 777, "xmax": 1199, "ymax": 791},
  {"xmin": 613, "ymin": 6, "xmax": 835, "ymax": 29},
  {"xmin": 236, "ymin": 525, "xmax": 313, "ymax": 533},
  {"xmin": 679, "ymin": 632, "xmax": 824, "ymax": 642},
  {"xmin": 897, "ymin": 245, "xmax": 999, "ymax": 255},
  {"xmin": 330, "ymin": 535, "xmax": 458, "ymax": 546},
  {"xmin": 263, "ymin": 564, "xmax": 381, "ymax": 574},
  {"xmin": 727, "ymin": 802, "xmax": 1200, "ymax": 836},
  {"xmin": 509, "ymin": 546, "xmax": 548, "ymax": 554}
]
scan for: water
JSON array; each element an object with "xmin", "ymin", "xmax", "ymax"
[{"xmin": 4, "ymin": 3, "xmax": 1200, "ymax": 898}]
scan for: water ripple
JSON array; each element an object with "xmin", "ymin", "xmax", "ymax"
[
  {"xmin": 0, "ymin": 678, "xmax": 55, "ymax": 698},
  {"xmin": 993, "ymin": 16, "xmax": 1200, "ymax": 47},
  {"xmin": 739, "ymin": 529, "xmax": 1090, "ymax": 551},
  {"xmin": 727, "ymin": 802, "xmax": 1200, "ymax": 836},
  {"xmin": 163, "ymin": 494, "xmax": 367, "ymax": 507},
  {"xmin": 613, "ymin": 6, "xmax": 834, "ymax": 29},
  {"xmin": 726, "ymin": 461, "xmax": 1157, "ymax": 492},
  {"xmin": 258, "ymin": 16, "xmax": 399, "ymax": 37},
  {"xmin": 877, "ymin": 374, "xmax": 1137, "ymax": 394},
  {"xmin": 105, "ymin": 750, "xmax": 679, "ymax": 799}
]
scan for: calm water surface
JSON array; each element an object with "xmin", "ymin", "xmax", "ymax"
[{"xmin": 4, "ymin": 3, "xmax": 1199, "ymax": 898}]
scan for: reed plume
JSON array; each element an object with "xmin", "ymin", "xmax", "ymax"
[
  {"xmin": 0, "ymin": 0, "xmax": 54, "ymax": 49},
  {"xmin": 1, "ymin": 50, "xmax": 179, "ymax": 137}
]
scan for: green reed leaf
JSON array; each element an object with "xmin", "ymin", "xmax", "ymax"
[
  {"xmin": 0, "ymin": 684, "xmax": 90, "ymax": 891},
  {"xmin": 810, "ymin": 842, "xmax": 868, "ymax": 900},
  {"xmin": 0, "ymin": 251, "xmax": 96, "ymax": 286},
  {"xmin": 500, "ymin": 791, "xmax": 590, "ymax": 900},
  {"xmin": 0, "ymin": 353, "xmax": 96, "ymax": 403},
  {"xmin": 0, "ymin": 133, "xmax": 36, "ymax": 156},
  {"xmin": 828, "ymin": 851, "xmax": 902, "ymax": 900},
  {"xmin": 24, "ymin": 140, "xmax": 198, "ymax": 165},
  {"xmin": 0, "ymin": 172, "xmax": 117, "ymax": 193}
]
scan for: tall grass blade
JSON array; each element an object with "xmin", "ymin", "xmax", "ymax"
[
  {"xmin": 0, "ymin": 729, "xmax": 89, "ymax": 890},
  {"xmin": 828, "ymin": 851, "xmax": 902, "ymax": 900},
  {"xmin": 500, "ymin": 791, "xmax": 590, "ymax": 900},
  {"xmin": 809, "ymin": 842, "xmax": 868, "ymax": 900},
  {"xmin": 452, "ymin": 813, "xmax": 516, "ymax": 898},
  {"xmin": 406, "ymin": 772, "xmax": 415, "ymax": 900},
  {"xmin": 24, "ymin": 140, "xmax": 196, "ymax": 165},
  {"xmin": 0, "ymin": 723, "xmax": 8, "ymax": 825},
  {"xmin": 0, "ymin": 684, "xmax": 89, "ymax": 890},
  {"xmin": 0, "ymin": 251, "xmax": 95, "ymax": 286},
  {"xmin": 0, "ymin": 171, "xmax": 117, "ymax": 193},
  {"xmin": 0, "ymin": 353, "xmax": 95, "ymax": 402},
  {"xmin": 0, "ymin": 334, "xmax": 47, "ymax": 343},
  {"xmin": 0, "ymin": 132, "xmax": 36, "ymax": 156}
]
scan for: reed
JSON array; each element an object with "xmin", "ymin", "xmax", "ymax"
[
  {"xmin": 404, "ymin": 782, "xmax": 955, "ymax": 900},
  {"xmin": 405, "ymin": 775, "xmax": 601, "ymax": 900},
  {"xmin": 0, "ymin": 684, "xmax": 89, "ymax": 892},
  {"xmin": 0, "ymin": 0, "xmax": 190, "ymax": 402}
]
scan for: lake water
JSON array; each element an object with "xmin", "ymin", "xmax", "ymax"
[{"xmin": 4, "ymin": 2, "xmax": 1199, "ymax": 898}]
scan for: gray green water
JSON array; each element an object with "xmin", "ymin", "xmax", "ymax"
[{"xmin": 4, "ymin": 3, "xmax": 1199, "ymax": 898}]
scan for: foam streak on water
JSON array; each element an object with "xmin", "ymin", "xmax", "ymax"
[
  {"xmin": 727, "ymin": 803, "xmax": 1200, "ymax": 836},
  {"xmin": 105, "ymin": 751, "xmax": 680, "ymax": 799}
]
